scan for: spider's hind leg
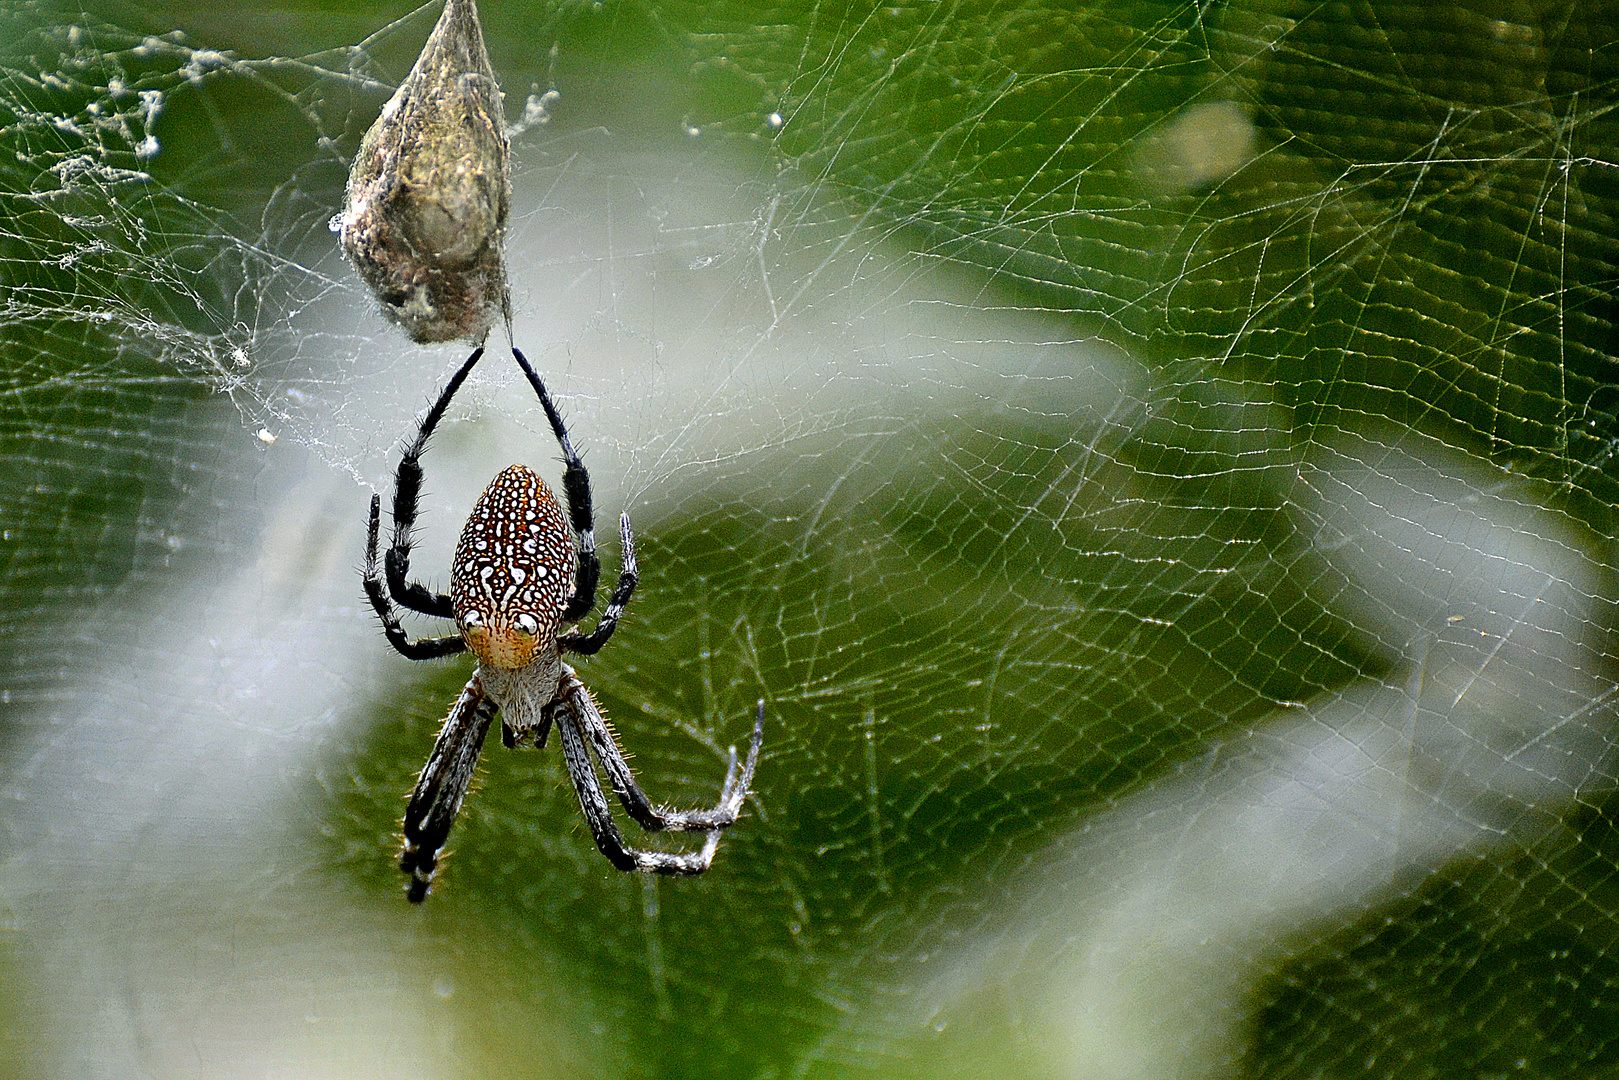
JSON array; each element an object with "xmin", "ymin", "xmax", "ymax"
[
  {"xmin": 364, "ymin": 494, "xmax": 468, "ymax": 661},
  {"xmin": 383, "ymin": 346, "xmax": 486, "ymax": 619},
  {"xmin": 511, "ymin": 347, "xmax": 601, "ymax": 623}
]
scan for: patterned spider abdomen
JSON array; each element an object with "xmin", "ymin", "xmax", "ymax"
[{"xmin": 450, "ymin": 464, "xmax": 574, "ymax": 670}]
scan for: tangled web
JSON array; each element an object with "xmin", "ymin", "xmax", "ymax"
[{"xmin": 4, "ymin": 2, "xmax": 1619, "ymax": 1078}]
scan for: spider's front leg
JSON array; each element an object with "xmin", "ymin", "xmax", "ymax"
[
  {"xmin": 400, "ymin": 675, "xmax": 498, "ymax": 902},
  {"xmin": 561, "ymin": 668, "xmax": 764, "ymax": 833},
  {"xmin": 553, "ymin": 700, "xmax": 724, "ymax": 875}
]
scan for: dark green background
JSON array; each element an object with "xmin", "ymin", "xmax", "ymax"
[{"xmin": 4, "ymin": 2, "xmax": 1619, "ymax": 1077}]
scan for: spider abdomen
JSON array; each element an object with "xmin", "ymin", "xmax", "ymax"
[{"xmin": 450, "ymin": 464, "xmax": 574, "ymax": 670}]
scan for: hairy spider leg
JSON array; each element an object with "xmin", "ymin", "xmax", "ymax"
[
  {"xmin": 562, "ymin": 512, "xmax": 638, "ymax": 655},
  {"xmin": 554, "ymin": 696, "xmax": 723, "ymax": 874},
  {"xmin": 400, "ymin": 675, "xmax": 499, "ymax": 902},
  {"xmin": 385, "ymin": 346, "xmax": 488, "ymax": 618},
  {"xmin": 509, "ymin": 347, "xmax": 640, "ymax": 654},
  {"xmin": 364, "ymin": 346, "xmax": 767, "ymax": 896},
  {"xmin": 364, "ymin": 492, "xmax": 468, "ymax": 660},
  {"xmin": 560, "ymin": 669, "xmax": 764, "ymax": 832},
  {"xmin": 511, "ymin": 346, "xmax": 603, "ymax": 623}
]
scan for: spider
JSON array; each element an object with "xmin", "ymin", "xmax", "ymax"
[{"xmin": 363, "ymin": 346, "xmax": 764, "ymax": 902}]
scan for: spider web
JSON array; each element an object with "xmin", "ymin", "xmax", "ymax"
[{"xmin": 4, "ymin": 1, "xmax": 1619, "ymax": 1077}]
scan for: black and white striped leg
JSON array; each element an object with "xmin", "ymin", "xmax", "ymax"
[
  {"xmin": 400, "ymin": 675, "xmax": 498, "ymax": 902},
  {"xmin": 511, "ymin": 347, "xmax": 600, "ymax": 623},
  {"xmin": 384, "ymin": 347, "xmax": 487, "ymax": 619},
  {"xmin": 559, "ymin": 668, "xmax": 764, "ymax": 833},
  {"xmin": 554, "ymin": 699, "xmax": 723, "ymax": 875},
  {"xmin": 364, "ymin": 494, "xmax": 468, "ymax": 661},
  {"xmin": 561, "ymin": 513, "xmax": 638, "ymax": 655}
]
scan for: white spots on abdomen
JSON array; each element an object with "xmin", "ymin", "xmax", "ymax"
[{"xmin": 449, "ymin": 463, "xmax": 576, "ymax": 643}]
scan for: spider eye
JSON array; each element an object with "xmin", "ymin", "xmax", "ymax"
[{"xmin": 513, "ymin": 613, "xmax": 540, "ymax": 636}]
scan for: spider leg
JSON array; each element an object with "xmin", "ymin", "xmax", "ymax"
[
  {"xmin": 385, "ymin": 346, "xmax": 487, "ymax": 618},
  {"xmin": 364, "ymin": 494, "xmax": 468, "ymax": 660},
  {"xmin": 560, "ymin": 667, "xmax": 764, "ymax": 833},
  {"xmin": 400, "ymin": 675, "xmax": 499, "ymax": 902},
  {"xmin": 554, "ymin": 696, "xmax": 724, "ymax": 875},
  {"xmin": 561, "ymin": 512, "xmax": 637, "ymax": 655},
  {"xmin": 511, "ymin": 347, "xmax": 600, "ymax": 623}
]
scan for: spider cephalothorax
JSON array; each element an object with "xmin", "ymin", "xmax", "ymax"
[{"xmin": 363, "ymin": 346, "xmax": 763, "ymax": 902}]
